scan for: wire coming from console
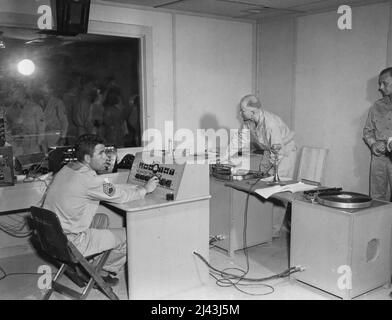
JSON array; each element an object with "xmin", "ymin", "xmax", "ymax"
[{"xmin": 195, "ymin": 176, "xmax": 302, "ymax": 296}]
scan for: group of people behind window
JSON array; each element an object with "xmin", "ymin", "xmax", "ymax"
[{"xmin": 0, "ymin": 75, "xmax": 140, "ymax": 157}]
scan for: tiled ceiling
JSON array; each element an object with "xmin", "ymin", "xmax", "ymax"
[{"xmin": 101, "ymin": 0, "xmax": 387, "ymax": 20}]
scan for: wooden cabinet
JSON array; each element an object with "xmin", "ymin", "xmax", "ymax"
[
  {"xmin": 210, "ymin": 177, "xmax": 273, "ymax": 256},
  {"xmin": 290, "ymin": 199, "xmax": 392, "ymax": 299}
]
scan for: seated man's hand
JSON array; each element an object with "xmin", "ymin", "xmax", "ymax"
[
  {"xmin": 371, "ymin": 141, "xmax": 386, "ymax": 156},
  {"xmin": 145, "ymin": 176, "xmax": 159, "ymax": 193}
]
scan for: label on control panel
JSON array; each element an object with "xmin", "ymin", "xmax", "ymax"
[{"xmin": 128, "ymin": 152, "xmax": 186, "ymax": 199}]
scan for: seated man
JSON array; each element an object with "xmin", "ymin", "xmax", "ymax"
[{"xmin": 42, "ymin": 134, "xmax": 159, "ymax": 285}]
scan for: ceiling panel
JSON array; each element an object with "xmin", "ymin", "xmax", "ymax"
[
  {"xmin": 101, "ymin": 0, "xmax": 389, "ymax": 20},
  {"xmin": 218, "ymin": 0, "xmax": 324, "ymax": 9},
  {"xmin": 155, "ymin": 0, "xmax": 286, "ymax": 18}
]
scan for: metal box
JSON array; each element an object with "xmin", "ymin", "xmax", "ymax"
[{"xmin": 290, "ymin": 199, "xmax": 392, "ymax": 299}]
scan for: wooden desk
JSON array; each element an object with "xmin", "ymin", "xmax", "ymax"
[
  {"xmin": 0, "ymin": 179, "xmax": 47, "ymax": 213},
  {"xmin": 103, "ymin": 162, "xmax": 211, "ymax": 300},
  {"xmin": 104, "ymin": 193, "xmax": 210, "ymax": 300},
  {"xmin": 210, "ymin": 178, "xmax": 300, "ymax": 257},
  {"xmin": 224, "ymin": 179, "xmax": 299, "ymax": 203}
]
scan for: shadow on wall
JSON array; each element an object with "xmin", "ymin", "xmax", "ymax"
[
  {"xmin": 352, "ymin": 110, "xmax": 372, "ymax": 195},
  {"xmin": 199, "ymin": 113, "xmax": 231, "ymax": 153},
  {"xmin": 366, "ymin": 75, "xmax": 381, "ymax": 104}
]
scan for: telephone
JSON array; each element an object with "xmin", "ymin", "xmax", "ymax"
[{"xmin": 116, "ymin": 154, "xmax": 135, "ymax": 170}]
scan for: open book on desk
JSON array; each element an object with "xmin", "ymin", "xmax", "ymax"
[{"xmin": 254, "ymin": 181, "xmax": 318, "ymax": 199}]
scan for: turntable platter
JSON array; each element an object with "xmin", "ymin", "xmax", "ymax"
[{"xmin": 317, "ymin": 191, "xmax": 372, "ymax": 209}]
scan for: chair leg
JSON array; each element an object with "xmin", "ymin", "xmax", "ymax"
[
  {"xmin": 79, "ymin": 278, "xmax": 95, "ymax": 300},
  {"xmin": 77, "ymin": 252, "xmax": 119, "ymax": 300},
  {"xmin": 78, "ymin": 253, "xmax": 108, "ymax": 300},
  {"xmin": 69, "ymin": 243, "xmax": 119, "ymax": 300},
  {"xmin": 43, "ymin": 263, "xmax": 67, "ymax": 300}
]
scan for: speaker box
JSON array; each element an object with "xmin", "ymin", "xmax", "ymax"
[
  {"xmin": 290, "ymin": 199, "xmax": 392, "ymax": 299},
  {"xmin": 56, "ymin": 0, "xmax": 91, "ymax": 36}
]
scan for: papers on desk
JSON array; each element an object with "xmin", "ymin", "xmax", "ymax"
[{"xmin": 255, "ymin": 182, "xmax": 318, "ymax": 199}]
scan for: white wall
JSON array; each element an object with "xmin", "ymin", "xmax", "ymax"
[
  {"xmin": 174, "ymin": 14, "xmax": 254, "ymax": 135},
  {"xmin": 294, "ymin": 3, "xmax": 389, "ymax": 193},
  {"xmin": 0, "ymin": 1, "xmax": 255, "ymax": 255},
  {"xmin": 258, "ymin": 2, "xmax": 390, "ymax": 193},
  {"xmin": 90, "ymin": 3, "xmax": 255, "ymax": 151},
  {"xmin": 258, "ymin": 17, "xmax": 296, "ymax": 128}
]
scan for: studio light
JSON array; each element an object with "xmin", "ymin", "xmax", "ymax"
[{"xmin": 17, "ymin": 59, "xmax": 35, "ymax": 76}]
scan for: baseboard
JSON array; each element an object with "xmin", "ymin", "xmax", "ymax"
[{"xmin": 0, "ymin": 244, "xmax": 35, "ymax": 259}]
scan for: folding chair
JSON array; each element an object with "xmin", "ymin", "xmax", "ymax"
[
  {"xmin": 30, "ymin": 206, "xmax": 119, "ymax": 300},
  {"xmin": 296, "ymin": 146, "xmax": 329, "ymax": 185}
]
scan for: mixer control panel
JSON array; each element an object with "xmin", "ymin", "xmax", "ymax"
[{"xmin": 128, "ymin": 153, "xmax": 186, "ymax": 198}]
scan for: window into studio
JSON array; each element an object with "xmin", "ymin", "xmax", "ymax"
[{"xmin": 0, "ymin": 27, "xmax": 142, "ymax": 162}]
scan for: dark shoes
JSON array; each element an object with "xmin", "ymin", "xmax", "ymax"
[
  {"xmin": 101, "ymin": 274, "xmax": 119, "ymax": 287},
  {"xmin": 64, "ymin": 265, "xmax": 119, "ymax": 289},
  {"xmin": 93, "ymin": 274, "xmax": 119, "ymax": 289}
]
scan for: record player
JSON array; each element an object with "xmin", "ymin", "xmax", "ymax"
[
  {"xmin": 291, "ymin": 188, "xmax": 392, "ymax": 299},
  {"xmin": 303, "ymin": 188, "xmax": 372, "ymax": 210}
]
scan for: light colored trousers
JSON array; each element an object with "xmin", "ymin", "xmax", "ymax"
[
  {"xmin": 277, "ymin": 140, "xmax": 297, "ymax": 179},
  {"xmin": 67, "ymin": 214, "xmax": 127, "ymax": 275},
  {"xmin": 370, "ymin": 155, "xmax": 392, "ymax": 201}
]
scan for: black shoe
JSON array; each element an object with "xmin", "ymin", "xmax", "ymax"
[
  {"xmin": 64, "ymin": 266, "xmax": 89, "ymax": 288},
  {"xmin": 93, "ymin": 274, "xmax": 119, "ymax": 289},
  {"xmin": 102, "ymin": 274, "xmax": 119, "ymax": 287}
]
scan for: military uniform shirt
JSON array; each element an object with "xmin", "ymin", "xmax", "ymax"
[
  {"xmin": 363, "ymin": 96, "xmax": 392, "ymax": 147},
  {"xmin": 229, "ymin": 109, "xmax": 295, "ymax": 158},
  {"xmin": 43, "ymin": 162, "xmax": 147, "ymax": 234}
]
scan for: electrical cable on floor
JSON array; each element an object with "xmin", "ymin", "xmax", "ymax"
[
  {"xmin": 0, "ymin": 264, "xmax": 48, "ymax": 282},
  {"xmin": 194, "ymin": 251, "xmax": 301, "ymax": 282},
  {"xmin": 198, "ymin": 176, "xmax": 303, "ymax": 296},
  {"xmin": 0, "ymin": 211, "xmax": 33, "ymax": 238},
  {"xmin": 209, "ymin": 271, "xmax": 275, "ymax": 296},
  {"xmin": 0, "ymin": 217, "xmax": 32, "ymax": 238}
]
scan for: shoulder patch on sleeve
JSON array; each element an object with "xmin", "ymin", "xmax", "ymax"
[{"xmin": 103, "ymin": 182, "xmax": 116, "ymax": 197}]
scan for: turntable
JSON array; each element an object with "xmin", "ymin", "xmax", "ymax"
[
  {"xmin": 316, "ymin": 191, "xmax": 372, "ymax": 209},
  {"xmin": 291, "ymin": 190, "xmax": 392, "ymax": 299}
]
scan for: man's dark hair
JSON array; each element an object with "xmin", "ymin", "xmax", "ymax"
[
  {"xmin": 75, "ymin": 134, "xmax": 105, "ymax": 162},
  {"xmin": 379, "ymin": 67, "xmax": 392, "ymax": 78}
]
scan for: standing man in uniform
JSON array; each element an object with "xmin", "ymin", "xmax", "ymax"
[
  {"xmin": 43, "ymin": 134, "xmax": 159, "ymax": 285},
  {"xmin": 221, "ymin": 94, "xmax": 297, "ymax": 178},
  {"xmin": 39, "ymin": 83, "xmax": 68, "ymax": 148},
  {"xmin": 5, "ymin": 83, "xmax": 46, "ymax": 156},
  {"xmin": 363, "ymin": 67, "xmax": 392, "ymax": 201},
  {"xmin": 220, "ymin": 94, "xmax": 297, "ymax": 237}
]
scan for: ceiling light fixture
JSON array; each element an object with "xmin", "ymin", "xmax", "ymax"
[{"xmin": 17, "ymin": 59, "xmax": 36, "ymax": 76}]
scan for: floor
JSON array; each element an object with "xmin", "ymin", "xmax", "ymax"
[{"xmin": 0, "ymin": 233, "xmax": 391, "ymax": 300}]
